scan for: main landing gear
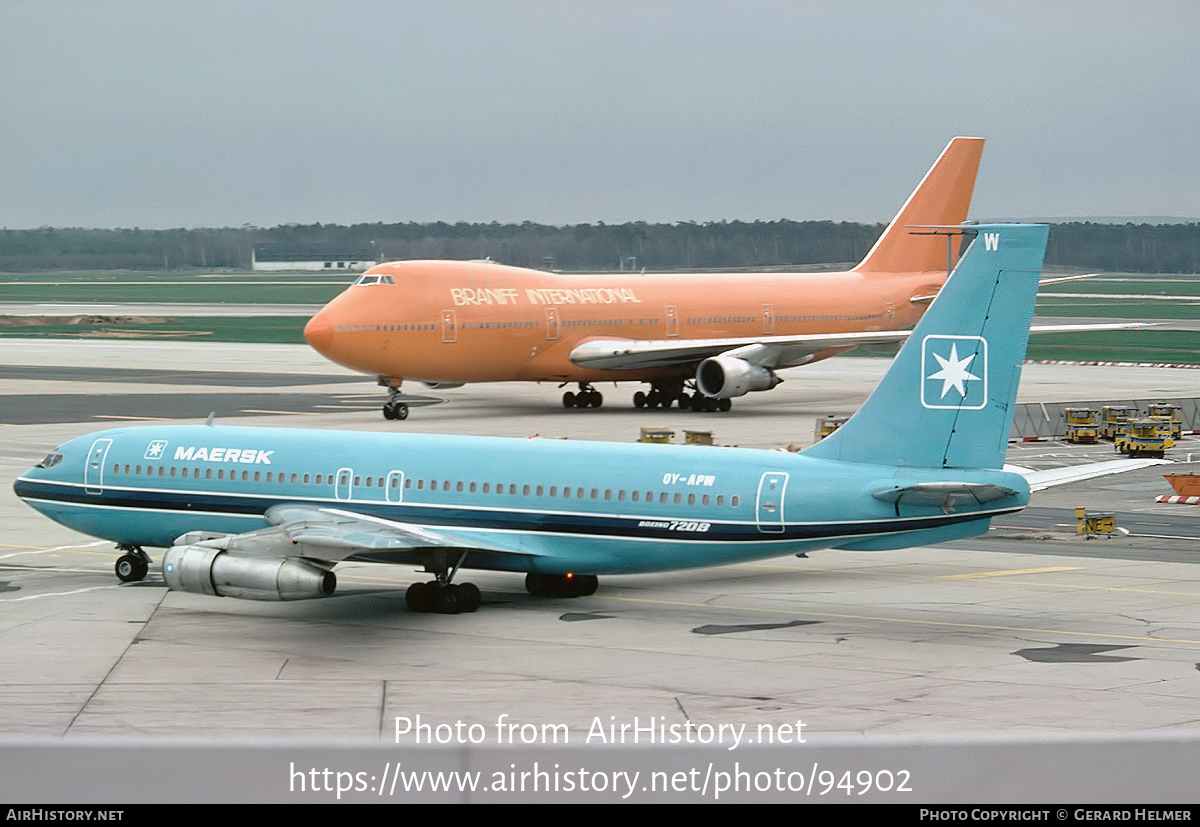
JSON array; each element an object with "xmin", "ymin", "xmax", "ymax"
[
  {"xmin": 382, "ymin": 387, "xmax": 409, "ymax": 420},
  {"xmin": 632, "ymin": 382, "xmax": 732, "ymax": 413},
  {"xmin": 562, "ymin": 382, "xmax": 603, "ymax": 409},
  {"xmin": 405, "ymin": 580, "xmax": 482, "ymax": 614},
  {"xmin": 525, "ymin": 572, "xmax": 599, "ymax": 598},
  {"xmin": 114, "ymin": 544, "xmax": 152, "ymax": 583},
  {"xmin": 405, "ymin": 550, "xmax": 482, "ymax": 614}
]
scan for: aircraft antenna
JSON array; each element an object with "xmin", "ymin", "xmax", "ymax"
[{"xmin": 205, "ymin": 412, "xmax": 216, "ymax": 426}]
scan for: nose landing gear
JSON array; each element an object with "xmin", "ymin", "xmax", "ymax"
[{"xmin": 114, "ymin": 545, "xmax": 152, "ymax": 583}]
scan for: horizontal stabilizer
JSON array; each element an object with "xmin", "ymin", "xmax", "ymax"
[{"xmin": 1006, "ymin": 459, "xmax": 1172, "ymax": 492}]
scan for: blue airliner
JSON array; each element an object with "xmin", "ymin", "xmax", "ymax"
[{"xmin": 15, "ymin": 224, "xmax": 1051, "ymax": 614}]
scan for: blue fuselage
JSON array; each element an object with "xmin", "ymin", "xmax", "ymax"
[{"xmin": 15, "ymin": 424, "xmax": 1029, "ymax": 576}]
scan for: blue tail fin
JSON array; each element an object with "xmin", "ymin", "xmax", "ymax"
[{"xmin": 805, "ymin": 223, "xmax": 1049, "ymax": 470}]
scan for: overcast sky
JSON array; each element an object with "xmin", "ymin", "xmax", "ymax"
[{"xmin": 2, "ymin": 1, "xmax": 1197, "ymax": 229}]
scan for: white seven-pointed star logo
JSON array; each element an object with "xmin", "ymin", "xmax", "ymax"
[
  {"xmin": 927, "ymin": 343, "xmax": 980, "ymax": 399},
  {"xmin": 144, "ymin": 440, "xmax": 167, "ymax": 459},
  {"xmin": 921, "ymin": 335, "xmax": 988, "ymax": 410}
]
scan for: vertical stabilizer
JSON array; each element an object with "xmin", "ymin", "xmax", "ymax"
[
  {"xmin": 806, "ymin": 223, "xmax": 1049, "ymax": 470},
  {"xmin": 854, "ymin": 137, "xmax": 984, "ymax": 274}
]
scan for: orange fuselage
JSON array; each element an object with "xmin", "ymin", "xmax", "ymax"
[
  {"xmin": 304, "ymin": 260, "xmax": 945, "ymax": 385},
  {"xmin": 304, "ymin": 137, "xmax": 984, "ymax": 392}
]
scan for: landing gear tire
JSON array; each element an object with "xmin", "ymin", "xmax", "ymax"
[
  {"xmin": 436, "ymin": 585, "xmax": 461, "ymax": 614},
  {"xmin": 383, "ymin": 401, "xmax": 409, "ymax": 420},
  {"xmin": 633, "ymin": 391, "xmax": 647, "ymax": 409},
  {"xmin": 115, "ymin": 553, "xmax": 148, "ymax": 583},
  {"xmin": 525, "ymin": 572, "xmax": 599, "ymax": 598},
  {"xmin": 564, "ymin": 387, "xmax": 602, "ymax": 408},
  {"xmin": 405, "ymin": 581, "xmax": 433, "ymax": 611},
  {"xmin": 687, "ymin": 393, "xmax": 729, "ymax": 413},
  {"xmin": 457, "ymin": 583, "xmax": 482, "ymax": 613},
  {"xmin": 405, "ymin": 581, "xmax": 481, "ymax": 614}
]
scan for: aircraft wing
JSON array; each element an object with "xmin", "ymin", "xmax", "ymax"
[
  {"xmin": 1004, "ymin": 459, "xmax": 1172, "ymax": 492},
  {"xmin": 173, "ymin": 504, "xmax": 540, "ymax": 566},
  {"xmin": 569, "ymin": 319, "xmax": 1156, "ymax": 372},
  {"xmin": 569, "ymin": 331, "xmax": 912, "ymax": 371}
]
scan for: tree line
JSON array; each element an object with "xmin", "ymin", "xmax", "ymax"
[{"xmin": 2, "ymin": 220, "xmax": 1198, "ymax": 273}]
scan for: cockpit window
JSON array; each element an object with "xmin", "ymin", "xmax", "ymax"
[
  {"xmin": 353, "ymin": 274, "xmax": 395, "ymax": 286},
  {"xmin": 39, "ymin": 451, "xmax": 63, "ymax": 469}
]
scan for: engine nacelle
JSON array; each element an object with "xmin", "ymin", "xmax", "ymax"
[
  {"xmin": 695, "ymin": 356, "xmax": 781, "ymax": 399},
  {"xmin": 162, "ymin": 544, "xmax": 336, "ymax": 601}
]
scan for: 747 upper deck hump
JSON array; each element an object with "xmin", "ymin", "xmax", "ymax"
[{"xmin": 304, "ymin": 137, "xmax": 985, "ymax": 420}]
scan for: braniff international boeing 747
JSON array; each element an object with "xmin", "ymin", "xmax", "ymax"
[
  {"xmin": 20, "ymin": 222, "xmax": 1096, "ymax": 614},
  {"xmin": 303, "ymin": 137, "xmax": 987, "ymax": 419}
]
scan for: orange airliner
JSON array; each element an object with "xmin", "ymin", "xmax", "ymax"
[{"xmin": 305, "ymin": 137, "xmax": 984, "ymax": 420}]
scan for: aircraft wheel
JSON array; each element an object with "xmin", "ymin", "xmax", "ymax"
[
  {"xmin": 405, "ymin": 582, "xmax": 428, "ymax": 611},
  {"xmin": 573, "ymin": 575, "xmax": 599, "ymax": 596},
  {"xmin": 676, "ymin": 395, "xmax": 690, "ymax": 410},
  {"xmin": 526, "ymin": 572, "xmax": 597, "ymax": 598},
  {"xmin": 589, "ymin": 391, "xmax": 603, "ymax": 408},
  {"xmin": 115, "ymin": 553, "xmax": 148, "ymax": 583},
  {"xmin": 633, "ymin": 391, "xmax": 646, "ymax": 409},
  {"xmin": 457, "ymin": 583, "xmax": 482, "ymax": 613},
  {"xmin": 718, "ymin": 398, "xmax": 732, "ymax": 412},
  {"xmin": 563, "ymin": 391, "xmax": 576, "ymax": 408},
  {"xmin": 394, "ymin": 403, "xmax": 409, "ymax": 421},
  {"xmin": 690, "ymin": 393, "xmax": 706, "ymax": 412},
  {"xmin": 704, "ymin": 397, "xmax": 718, "ymax": 412},
  {"xmin": 436, "ymin": 585, "xmax": 461, "ymax": 614},
  {"xmin": 383, "ymin": 403, "xmax": 397, "ymax": 420}
]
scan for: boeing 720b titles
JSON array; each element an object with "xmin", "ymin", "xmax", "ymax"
[
  {"xmin": 19, "ymin": 223, "xmax": 1071, "ymax": 614},
  {"xmin": 304, "ymin": 138, "xmax": 986, "ymax": 420}
]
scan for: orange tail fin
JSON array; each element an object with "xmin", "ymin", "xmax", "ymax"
[{"xmin": 854, "ymin": 137, "xmax": 984, "ymax": 275}]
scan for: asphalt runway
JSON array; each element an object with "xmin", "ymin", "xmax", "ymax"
[{"xmin": 3, "ymin": 338, "xmax": 1200, "ymax": 802}]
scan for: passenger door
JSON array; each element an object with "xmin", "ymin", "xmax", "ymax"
[
  {"xmin": 84, "ymin": 438, "xmax": 113, "ymax": 495},
  {"xmin": 755, "ymin": 472, "xmax": 788, "ymax": 533}
]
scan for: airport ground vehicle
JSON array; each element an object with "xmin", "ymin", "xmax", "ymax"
[
  {"xmin": 1114, "ymin": 419, "xmax": 1170, "ymax": 458},
  {"xmin": 1101, "ymin": 406, "xmax": 1137, "ymax": 440},
  {"xmin": 1064, "ymin": 408, "xmax": 1100, "ymax": 444}
]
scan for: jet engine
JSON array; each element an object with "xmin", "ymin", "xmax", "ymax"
[
  {"xmin": 162, "ymin": 544, "xmax": 336, "ymax": 601},
  {"xmin": 695, "ymin": 356, "xmax": 781, "ymax": 399}
]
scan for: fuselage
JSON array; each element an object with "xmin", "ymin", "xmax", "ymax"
[
  {"xmin": 14, "ymin": 424, "xmax": 1027, "ymax": 576},
  {"xmin": 303, "ymin": 260, "xmax": 945, "ymax": 384}
]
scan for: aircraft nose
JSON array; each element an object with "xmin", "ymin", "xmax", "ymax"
[{"xmin": 304, "ymin": 313, "xmax": 334, "ymax": 352}]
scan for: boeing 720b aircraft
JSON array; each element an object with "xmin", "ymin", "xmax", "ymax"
[
  {"xmin": 18, "ymin": 223, "xmax": 1074, "ymax": 614},
  {"xmin": 304, "ymin": 138, "xmax": 986, "ymax": 419}
]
